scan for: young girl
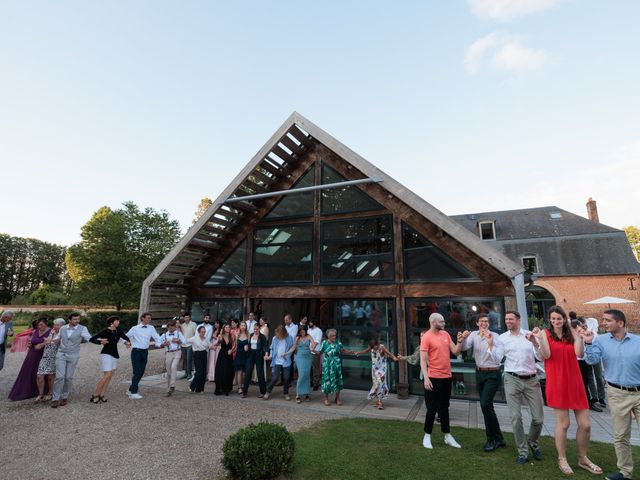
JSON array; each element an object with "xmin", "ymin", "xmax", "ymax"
[{"xmin": 356, "ymin": 338, "xmax": 397, "ymax": 410}]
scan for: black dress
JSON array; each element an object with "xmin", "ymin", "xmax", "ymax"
[{"xmin": 214, "ymin": 338, "xmax": 234, "ymax": 395}]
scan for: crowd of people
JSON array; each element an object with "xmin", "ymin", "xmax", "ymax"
[{"xmin": 1, "ymin": 305, "xmax": 639, "ymax": 480}]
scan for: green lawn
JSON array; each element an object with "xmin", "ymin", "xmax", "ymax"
[{"xmin": 289, "ymin": 418, "xmax": 632, "ymax": 480}]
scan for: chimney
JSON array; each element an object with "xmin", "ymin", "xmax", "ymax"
[{"xmin": 586, "ymin": 197, "xmax": 599, "ymax": 223}]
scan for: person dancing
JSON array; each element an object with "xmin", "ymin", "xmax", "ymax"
[{"xmin": 89, "ymin": 315, "xmax": 131, "ymax": 403}]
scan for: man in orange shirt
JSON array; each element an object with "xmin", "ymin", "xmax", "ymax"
[{"xmin": 420, "ymin": 312, "xmax": 469, "ymax": 449}]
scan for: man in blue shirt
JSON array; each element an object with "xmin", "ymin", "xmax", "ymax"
[{"xmin": 583, "ymin": 309, "xmax": 640, "ymax": 480}]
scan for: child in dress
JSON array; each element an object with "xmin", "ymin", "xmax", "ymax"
[{"xmin": 356, "ymin": 338, "xmax": 397, "ymax": 410}]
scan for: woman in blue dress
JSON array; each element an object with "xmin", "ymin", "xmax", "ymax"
[{"xmin": 287, "ymin": 325, "xmax": 317, "ymax": 403}]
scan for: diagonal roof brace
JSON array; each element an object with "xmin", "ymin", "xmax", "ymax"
[{"xmin": 225, "ymin": 176, "xmax": 383, "ymax": 204}]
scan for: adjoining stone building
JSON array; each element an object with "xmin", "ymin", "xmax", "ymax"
[
  {"xmin": 451, "ymin": 202, "xmax": 640, "ymax": 329},
  {"xmin": 140, "ymin": 112, "xmax": 526, "ymax": 398}
]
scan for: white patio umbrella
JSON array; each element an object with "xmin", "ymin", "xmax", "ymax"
[{"xmin": 584, "ymin": 296, "xmax": 638, "ymax": 308}]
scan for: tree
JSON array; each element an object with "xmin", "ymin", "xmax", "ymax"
[
  {"xmin": 193, "ymin": 197, "xmax": 213, "ymax": 224},
  {"xmin": 66, "ymin": 202, "xmax": 181, "ymax": 310},
  {"xmin": 625, "ymin": 226, "xmax": 640, "ymax": 261}
]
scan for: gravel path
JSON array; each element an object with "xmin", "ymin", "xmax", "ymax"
[{"xmin": 0, "ymin": 345, "xmax": 330, "ymax": 480}]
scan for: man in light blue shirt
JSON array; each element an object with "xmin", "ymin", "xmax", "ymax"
[
  {"xmin": 583, "ymin": 309, "xmax": 640, "ymax": 480},
  {"xmin": 126, "ymin": 312, "xmax": 162, "ymax": 399}
]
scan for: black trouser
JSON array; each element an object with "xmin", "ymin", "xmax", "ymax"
[
  {"xmin": 477, "ymin": 370, "xmax": 504, "ymax": 442},
  {"xmin": 267, "ymin": 364, "xmax": 291, "ymax": 394},
  {"xmin": 424, "ymin": 377, "xmax": 452, "ymax": 434},
  {"xmin": 578, "ymin": 359, "xmax": 596, "ymax": 402},
  {"xmin": 129, "ymin": 348, "xmax": 148, "ymax": 394},
  {"xmin": 190, "ymin": 351, "xmax": 207, "ymax": 392},
  {"xmin": 243, "ymin": 351, "xmax": 266, "ymax": 395}
]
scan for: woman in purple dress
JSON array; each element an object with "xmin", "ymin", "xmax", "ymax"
[{"xmin": 9, "ymin": 318, "xmax": 51, "ymax": 401}]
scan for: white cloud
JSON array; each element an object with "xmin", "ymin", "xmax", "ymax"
[
  {"xmin": 468, "ymin": 0, "xmax": 560, "ymax": 21},
  {"xmin": 464, "ymin": 34, "xmax": 546, "ymax": 73},
  {"xmin": 490, "ymin": 41, "xmax": 546, "ymax": 71},
  {"xmin": 464, "ymin": 33, "xmax": 500, "ymax": 73}
]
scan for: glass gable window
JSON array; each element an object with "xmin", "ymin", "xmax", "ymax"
[
  {"xmin": 321, "ymin": 164, "xmax": 383, "ymax": 215},
  {"xmin": 265, "ymin": 165, "xmax": 315, "ymax": 220},
  {"xmin": 203, "ymin": 240, "xmax": 247, "ymax": 287},
  {"xmin": 190, "ymin": 299, "xmax": 244, "ymax": 323},
  {"xmin": 321, "ymin": 215, "xmax": 394, "ymax": 282},
  {"xmin": 403, "ymin": 223, "xmax": 477, "ymax": 282},
  {"xmin": 253, "ymin": 224, "xmax": 313, "ymax": 283}
]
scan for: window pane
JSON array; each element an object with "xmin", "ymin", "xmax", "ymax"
[
  {"xmin": 254, "ymin": 225, "xmax": 312, "ymax": 244},
  {"xmin": 406, "ymin": 299, "xmax": 505, "ymax": 332},
  {"xmin": 253, "ymin": 224, "xmax": 313, "ymax": 283},
  {"xmin": 265, "ymin": 165, "xmax": 315, "ymax": 219},
  {"xmin": 253, "ymin": 264, "xmax": 312, "ymax": 283},
  {"xmin": 190, "ymin": 299, "xmax": 243, "ymax": 323},
  {"xmin": 321, "ymin": 164, "xmax": 383, "ymax": 215},
  {"xmin": 202, "ymin": 240, "xmax": 247, "ymax": 287},
  {"xmin": 321, "ymin": 216, "xmax": 394, "ymax": 282},
  {"xmin": 403, "ymin": 224, "xmax": 477, "ymax": 282}
]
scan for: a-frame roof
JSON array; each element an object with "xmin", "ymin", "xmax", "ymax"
[{"xmin": 140, "ymin": 112, "xmax": 523, "ymax": 318}]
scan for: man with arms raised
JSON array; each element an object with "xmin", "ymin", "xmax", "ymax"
[
  {"xmin": 583, "ymin": 310, "xmax": 640, "ymax": 480},
  {"xmin": 420, "ymin": 312, "xmax": 468, "ymax": 449}
]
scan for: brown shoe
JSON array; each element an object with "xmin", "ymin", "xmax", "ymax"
[
  {"xmin": 59, "ymin": 399, "xmax": 68, "ymax": 407},
  {"xmin": 51, "ymin": 400, "xmax": 60, "ymax": 408}
]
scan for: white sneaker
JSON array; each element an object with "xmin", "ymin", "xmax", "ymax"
[
  {"xmin": 444, "ymin": 434, "xmax": 461, "ymax": 448},
  {"xmin": 129, "ymin": 393, "xmax": 143, "ymax": 400},
  {"xmin": 126, "ymin": 391, "xmax": 132, "ymax": 397},
  {"xmin": 422, "ymin": 434, "xmax": 433, "ymax": 449}
]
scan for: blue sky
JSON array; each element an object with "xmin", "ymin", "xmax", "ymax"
[{"xmin": 1, "ymin": 0, "xmax": 639, "ymax": 246}]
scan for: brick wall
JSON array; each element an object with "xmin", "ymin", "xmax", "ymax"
[{"xmin": 535, "ymin": 275, "xmax": 640, "ymax": 331}]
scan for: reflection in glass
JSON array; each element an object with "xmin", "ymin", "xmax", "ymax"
[
  {"xmin": 321, "ymin": 164, "xmax": 383, "ymax": 215},
  {"xmin": 253, "ymin": 224, "xmax": 313, "ymax": 283},
  {"xmin": 202, "ymin": 240, "xmax": 247, "ymax": 287},
  {"xmin": 321, "ymin": 216, "xmax": 394, "ymax": 282},
  {"xmin": 190, "ymin": 299, "xmax": 244, "ymax": 323},
  {"xmin": 265, "ymin": 165, "xmax": 315, "ymax": 219}
]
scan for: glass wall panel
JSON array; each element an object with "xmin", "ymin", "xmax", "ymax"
[
  {"xmin": 265, "ymin": 165, "xmax": 315, "ymax": 220},
  {"xmin": 405, "ymin": 297, "xmax": 505, "ymax": 400},
  {"xmin": 321, "ymin": 164, "xmax": 383, "ymax": 215},
  {"xmin": 403, "ymin": 223, "xmax": 477, "ymax": 282},
  {"xmin": 253, "ymin": 224, "xmax": 313, "ymax": 284},
  {"xmin": 321, "ymin": 215, "xmax": 394, "ymax": 283},
  {"xmin": 202, "ymin": 240, "xmax": 247, "ymax": 287},
  {"xmin": 190, "ymin": 299, "xmax": 244, "ymax": 323}
]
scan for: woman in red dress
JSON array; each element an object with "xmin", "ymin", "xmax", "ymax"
[{"xmin": 533, "ymin": 306, "xmax": 601, "ymax": 476}]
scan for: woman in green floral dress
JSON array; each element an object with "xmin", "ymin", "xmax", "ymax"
[{"xmin": 320, "ymin": 329, "xmax": 358, "ymax": 406}]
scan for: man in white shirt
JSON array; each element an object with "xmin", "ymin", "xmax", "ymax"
[
  {"xmin": 284, "ymin": 314, "xmax": 298, "ymax": 339},
  {"xmin": 461, "ymin": 313, "xmax": 505, "ymax": 452},
  {"xmin": 126, "ymin": 312, "xmax": 162, "ymax": 399},
  {"xmin": 200, "ymin": 313, "xmax": 214, "ymax": 340},
  {"xmin": 180, "ymin": 313, "xmax": 197, "ymax": 380},
  {"xmin": 488, "ymin": 310, "xmax": 544, "ymax": 465},
  {"xmin": 585, "ymin": 316, "xmax": 606, "ymax": 408},
  {"xmin": 159, "ymin": 319, "xmax": 186, "ymax": 396},
  {"xmin": 307, "ymin": 320, "xmax": 323, "ymax": 390},
  {"xmin": 245, "ymin": 312, "xmax": 257, "ymax": 335},
  {"xmin": 0, "ymin": 310, "xmax": 15, "ymax": 371}
]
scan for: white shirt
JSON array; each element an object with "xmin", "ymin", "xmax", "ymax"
[
  {"xmin": 285, "ymin": 323, "xmax": 298, "ymax": 340},
  {"xmin": 199, "ymin": 322, "xmax": 214, "ymax": 340},
  {"xmin": 245, "ymin": 319, "xmax": 257, "ymax": 333},
  {"xmin": 462, "ymin": 330, "xmax": 501, "ymax": 369},
  {"xmin": 126, "ymin": 324, "xmax": 162, "ymax": 349},
  {"xmin": 491, "ymin": 329, "xmax": 539, "ymax": 376},
  {"xmin": 0, "ymin": 322, "xmax": 6, "ymax": 345},
  {"xmin": 308, "ymin": 326, "xmax": 323, "ymax": 352},
  {"xmin": 160, "ymin": 330, "xmax": 186, "ymax": 352},
  {"xmin": 188, "ymin": 335, "xmax": 211, "ymax": 352}
]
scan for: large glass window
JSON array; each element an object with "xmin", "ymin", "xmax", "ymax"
[
  {"xmin": 265, "ymin": 165, "xmax": 315, "ymax": 220},
  {"xmin": 252, "ymin": 224, "xmax": 313, "ymax": 283},
  {"xmin": 202, "ymin": 240, "xmax": 247, "ymax": 287},
  {"xmin": 321, "ymin": 164, "xmax": 383, "ymax": 215},
  {"xmin": 403, "ymin": 223, "xmax": 478, "ymax": 282},
  {"xmin": 321, "ymin": 215, "xmax": 394, "ymax": 283},
  {"xmin": 318, "ymin": 299, "xmax": 396, "ymax": 391},
  {"xmin": 405, "ymin": 297, "xmax": 505, "ymax": 400},
  {"xmin": 190, "ymin": 299, "xmax": 244, "ymax": 323}
]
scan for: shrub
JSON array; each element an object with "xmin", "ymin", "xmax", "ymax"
[
  {"xmin": 222, "ymin": 422, "xmax": 295, "ymax": 480},
  {"xmin": 84, "ymin": 311, "xmax": 139, "ymax": 332}
]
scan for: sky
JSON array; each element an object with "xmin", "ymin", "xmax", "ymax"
[{"xmin": 1, "ymin": 0, "xmax": 639, "ymax": 246}]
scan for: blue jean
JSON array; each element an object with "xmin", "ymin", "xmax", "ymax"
[{"xmin": 267, "ymin": 364, "xmax": 291, "ymax": 394}]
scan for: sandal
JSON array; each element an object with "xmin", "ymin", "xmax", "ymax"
[
  {"xmin": 295, "ymin": 396, "xmax": 301, "ymax": 404},
  {"xmin": 305, "ymin": 395, "xmax": 310, "ymax": 402},
  {"xmin": 34, "ymin": 395, "xmax": 44, "ymax": 403},
  {"xmin": 577, "ymin": 459, "xmax": 602, "ymax": 475},
  {"xmin": 558, "ymin": 457, "xmax": 574, "ymax": 475},
  {"xmin": 335, "ymin": 399, "xmax": 342, "ymax": 406},
  {"xmin": 377, "ymin": 403, "xmax": 384, "ymax": 410},
  {"xmin": 43, "ymin": 395, "xmax": 52, "ymax": 402},
  {"xmin": 99, "ymin": 396, "xmax": 108, "ymax": 403},
  {"xmin": 90, "ymin": 395, "xmax": 99, "ymax": 404},
  {"xmin": 324, "ymin": 399, "xmax": 331, "ymax": 406}
]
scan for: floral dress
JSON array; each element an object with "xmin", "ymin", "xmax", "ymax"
[
  {"xmin": 321, "ymin": 340, "xmax": 344, "ymax": 394},
  {"xmin": 368, "ymin": 346, "xmax": 389, "ymax": 400},
  {"xmin": 37, "ymin": 329, "xmax": 60, "ymax": 375}
]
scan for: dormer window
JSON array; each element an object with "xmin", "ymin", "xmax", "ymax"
[
  {"xmin": 522, "ymin": 256, "xmax": 538, "ymax": 274},
  {"xmin": 478, "ymin": 221, "xmax": 496, "ymax": 240}
]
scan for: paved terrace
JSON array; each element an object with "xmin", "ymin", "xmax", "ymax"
[{"xmin": 138, "ymin": 372, "xmax": 639, "ymax": 446}]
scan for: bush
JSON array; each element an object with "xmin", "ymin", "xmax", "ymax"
[
  {"xmin": 84, "ymin": 311, "xmax": 139, "ymax": 332},
  {"xmin": 28, "ymin": 285, "xmax": 69, "ymax": 305},
  {"xmin": 222, "ymin": 422, "xmax": 295, "ymax": 480}
]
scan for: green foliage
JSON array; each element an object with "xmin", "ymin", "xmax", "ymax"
[
  {"xmin": 222, "ymin": 422, "xmax": 295, "ymax": 480},
  {"xmin": 193, "ymin": 197, "xmax": 213, "ymax": 224},
  {"xmin": 66, "ymin": 202, "xmax": 181, "ymax": 310},
  {"xmin": 84, "ymin": 311, "xmax": 139, "ymax": 332},
  {"xmin": 9, "ymin": 295, "xmax": 29, "ymax": 305},
  {"xmin": 625, "ymin": 225, "xmax": 640, "ymax": 261},
  {"xmin": 28, "ymin": 285, "xmax": 69, "ymax": 305},
  {"xmin": 0, "ymin": 234, "xmax": 69, "ymax": 304},
  {"xmin": 527, "ymin": 316, "xmax": 547, "ymax": 329}
]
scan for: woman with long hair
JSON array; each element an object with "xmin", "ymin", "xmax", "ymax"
[
  {"xmin": 206, "ymin": 319, "xmax": 221, "ymax": 382},
  {"xmin": 89, "ymin": 315, "xmax": 131, "ymax": 403},
  {"xmin": 9, "ymin": 318, "xmax": 50, "ymax": 401},
  {"xmin": 188, "ymin": 325, "xmax": 211, "ymax": 393},
  {"xmin": 36, "ymin": 317, "xmax": 65, "ymax": 402},
  {"xmin": 288, "ymin": 325, "xmax": 316, "ymax": 403},
  {"xmin": 233, "ymin": 321, "xmax": 250, "ymax": 394},
  {"xmin": 264, "ymin": 325, "xmax": 294, "ymax": 401},
  {"xmin": 214, "ymin": 324, "xmax": 234, "ymax": 396},
  {"xmin": 242, "ymin": 323, "xmax": 268, "ymax": 398},
  {"xmin": 533, "ymin": 305, "xmax": 601, "ymax": 475},
  {"xmin": 355, "ymin": 338, "xmax": 397, "ymax": 410}
]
